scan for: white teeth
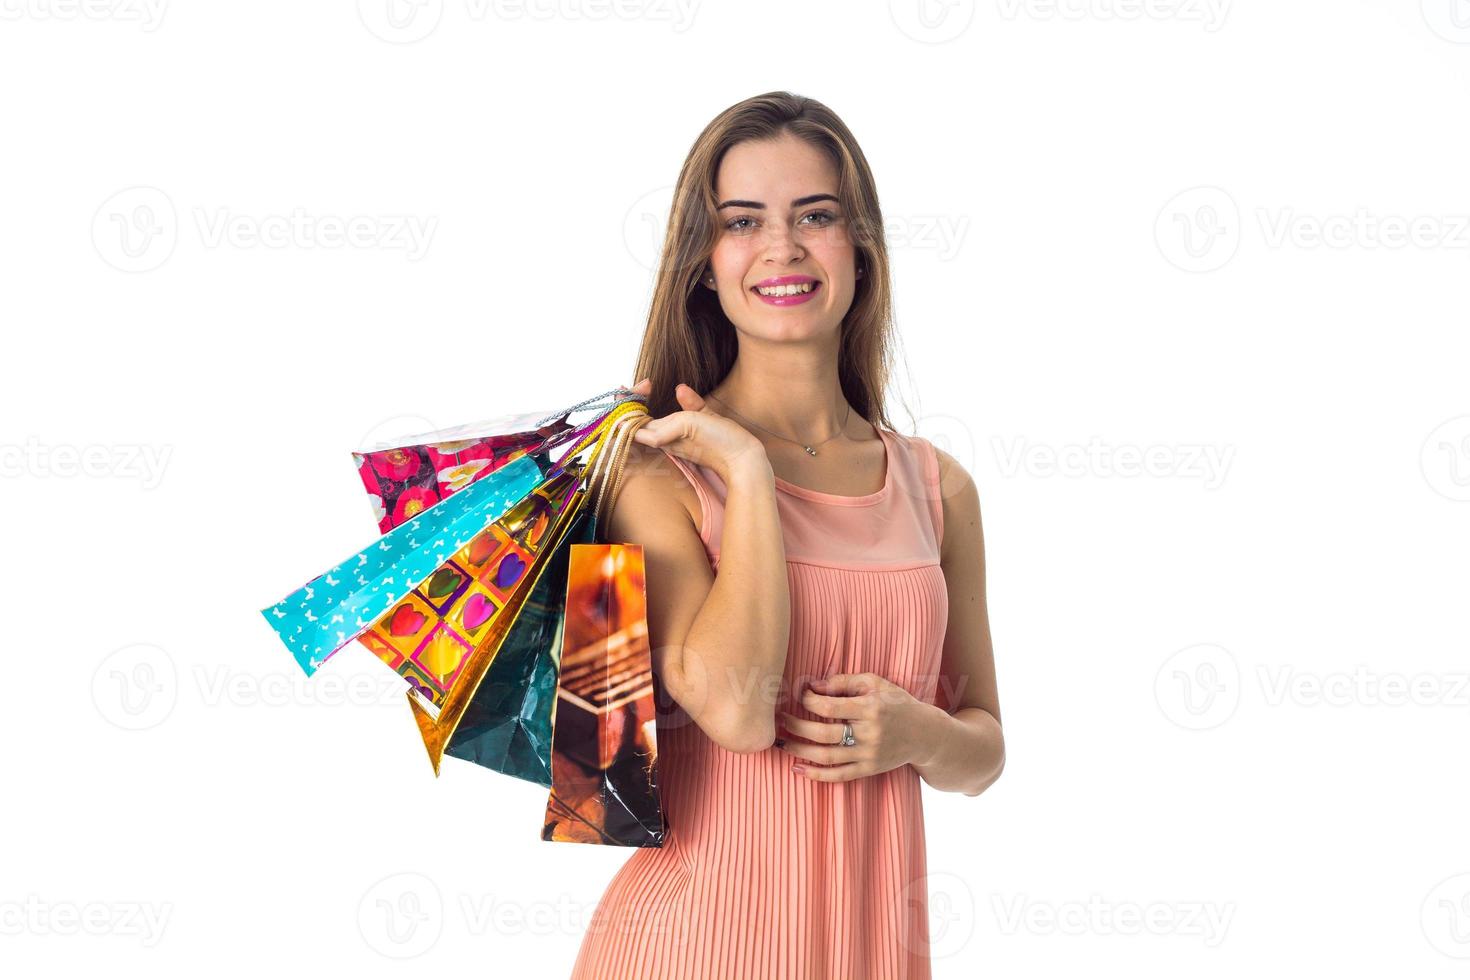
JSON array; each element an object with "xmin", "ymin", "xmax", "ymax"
[{"xmin": 754, "ymin": 282, "xmax": 816, "ymax": 296}]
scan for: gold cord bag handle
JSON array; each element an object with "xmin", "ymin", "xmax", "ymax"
[{"xmin": 591, "ymin": 409, "xmax": 651, "ymax": 532}]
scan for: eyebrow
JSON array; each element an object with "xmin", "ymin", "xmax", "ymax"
[{"xmin": 716, "ymin": 193, "xmax": 839, "ymax": 210}]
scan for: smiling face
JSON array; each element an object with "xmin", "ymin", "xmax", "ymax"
[{"xmin": 706, "ymin": 133, "xmax": 859, "ymax": 340}]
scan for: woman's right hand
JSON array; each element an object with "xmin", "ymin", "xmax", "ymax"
[{"xmin": 629, "ymin": 380, "xmax": 769, "ymax": 484}]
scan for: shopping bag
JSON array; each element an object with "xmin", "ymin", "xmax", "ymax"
[
  {"xmin": 262, "ymin": 387, "xmax": 642, "ymax": 676},
  {"xmin": 355, "ymin": 430, "xmax": 549, "ymax": 535},
  {"xmin": 356, "ymin": 462, "xmax": 584, "ymax": 735},
  {"xmin": 392, "ymin": 401, "xmax": 652, "ymax": 781},
  {"xmin": 435, "ymin": 403, "xmax": 652, "ymax": 790},
  {"xmin": 352, "ymin": 388, "xmax": 647, "ymax": 534},
  {"xmin": 541, "ymin": 540, "xmax": 665, "ymax": 848},
  {"xmin": 260, "ymin": 452, "xmax": 545, "ymax": 676},
  {"xmin": 260, "ymin": 387, "xmax": 666, "ymax": 846},
  {"xmin": 438, "ymin": 495, "xmax": 597, "ymax": 787}
]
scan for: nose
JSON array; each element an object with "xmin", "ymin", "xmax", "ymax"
[{"xmin": 759, "ymin": 222, "xmax": 805, "ymax": 265}]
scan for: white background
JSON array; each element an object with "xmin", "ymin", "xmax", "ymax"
[{"xmin": 3, "ymin": 1, "xmax": 1468, "ymax": 977}]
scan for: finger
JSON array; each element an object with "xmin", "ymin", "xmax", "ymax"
[
  {"xmin": 779, "ymin": 740, "xmax": 849, "ymax": 765},
  {"xmin": 630, "ymin": 377, "xmax": 652, "ymax": 394},
  {"xmin": 801, "ymin": 688, "xmax": 867, "ymax": 720},
  {"xmin": 674, "ymin": 383, "xmax": 708, "ymax": 411},
  {"xmin": 779, "ymin": 711, "xmax": 845, "ymax": 745},
  {"xmin": 631, "ymin": 418, "xmax": 667, "ymax": 447},
  {"xmin": 810, "ymin": 673, "xmax": 879, "ymax": 697},
  {"xmin": 793, "ymin": 761, "xmax": 866, "ymax": 782}
]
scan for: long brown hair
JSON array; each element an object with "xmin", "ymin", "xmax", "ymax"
[{"xmin": 630, "ymin": 90, "xmax": 914, "ymax": 433}]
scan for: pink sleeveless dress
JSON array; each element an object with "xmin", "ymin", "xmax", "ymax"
[{"xmin": 569, "ymin": 426, "xmax": 948, "ymax": 980}]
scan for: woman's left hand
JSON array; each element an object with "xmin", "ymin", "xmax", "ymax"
[{"xmin": 778, "ymin": 673, "xmax": 935, "ymax": 782}]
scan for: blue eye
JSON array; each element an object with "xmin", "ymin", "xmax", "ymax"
[{"xmin": 724, "ymin": 210, "xmax": 837, "ymax": 233}]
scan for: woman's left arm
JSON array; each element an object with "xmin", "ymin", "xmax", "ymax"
[
  {"xmin": 910, "ymin": 447, "xmax": 1005, "ymax": 797},
  {"xmin": 776, "ymin": 446, "xmax": 1005, "ymax": 795}
]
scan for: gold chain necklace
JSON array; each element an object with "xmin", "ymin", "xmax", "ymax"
[{"xmin": 706, "ymin": 392, "xmax": 852, "ymax": 457}]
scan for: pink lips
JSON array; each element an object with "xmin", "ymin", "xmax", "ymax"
[{"xmin": 751, "ymin": 275, "xmax": 821, "ymax": 307}]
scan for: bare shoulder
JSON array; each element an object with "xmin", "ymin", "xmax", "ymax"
[
  {"xmin": 931, "ymin": 445, "xmax": 981, "ymax": 564},
  {"xmin": 605, "ymin": 440, "xmax": 702, "ymax": 542},
  {"xmin": 930, "ymin": 444, "xmax": 975, "ymax": 496}
]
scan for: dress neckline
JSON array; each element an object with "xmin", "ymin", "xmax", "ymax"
[{"xmin": 770, "ymin": 426, "xmax": 892, "ymax": 507}]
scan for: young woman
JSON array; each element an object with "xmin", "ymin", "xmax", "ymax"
[{"xmin": 570, "ymin": 91, "xmax": 1004, "ymax": 980}]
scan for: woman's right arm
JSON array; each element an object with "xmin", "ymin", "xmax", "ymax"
[{"xmin": 607, "ymin": 442, "xmax": 790, "ymax": 754}]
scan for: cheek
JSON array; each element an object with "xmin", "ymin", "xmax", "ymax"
[
  {"xmin": 807, "ymin": 243, "xmax": 856, "ymax": 274},
  {"xmin": 710, "ymin": 241, "xmax": 751, "ymax": 273}
]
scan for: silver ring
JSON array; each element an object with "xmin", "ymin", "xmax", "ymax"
[{"xmin": 841, "ymin": 722, "xmax": 856, "ymax": 747}]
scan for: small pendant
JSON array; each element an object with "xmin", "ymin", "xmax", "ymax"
[{"xmin": 803, "ymin": 445, "xmax": 817, "ymax": 456}]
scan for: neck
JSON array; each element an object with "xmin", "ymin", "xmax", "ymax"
[{"xmin": 708, "ymin": 353, "xmax": 851, "ymax": 444}]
